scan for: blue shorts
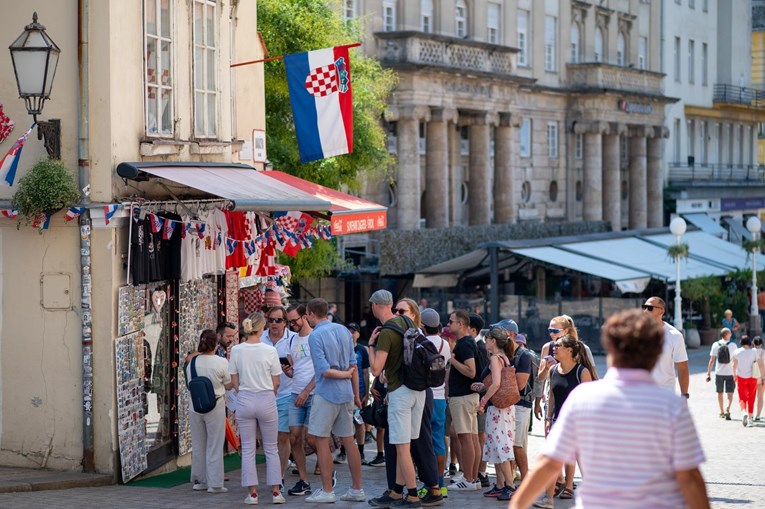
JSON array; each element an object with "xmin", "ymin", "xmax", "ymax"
[
  {"xmin": 431, "ymin": 398, "xmax": 447, "ymax": 456},
  {"xmin": 288, "ymin": 393, "xmax": 313, "ymax": 427},
  {"xmin": 277, "ymin": 395, "xmax": 291, "ymax": 433}
]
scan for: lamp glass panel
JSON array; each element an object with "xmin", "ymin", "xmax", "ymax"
[
  {"xmin": 43, "ymin": 51, "xmax": 59, "ymax": 96},
  {"xmin": 12, "ymin": 50, "xmax": 47, "ymax": 95}
]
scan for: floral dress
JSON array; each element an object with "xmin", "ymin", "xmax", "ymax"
[{"xmin": 481, "ymin": 354, "xmax": 516, "ymax": 464}]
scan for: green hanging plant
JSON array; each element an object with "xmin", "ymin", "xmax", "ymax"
[
  {"xmin": 667, "ymin": 243, "xmax": 689, "ymax": 260},
  {"xmin": 12, "ymin": 159, "xmax": 80, "ymax": 231},
  {"xmin": 742, "ymin": 238, "xmax": 765, "ymax": 253}
]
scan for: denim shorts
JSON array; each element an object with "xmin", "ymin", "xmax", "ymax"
[
  {"xmin": 276, "ymin": 395, "xmax": 291, "ymax": 433},
  {"xmin": 288, "ymin": 393, "xmax": 313, "ymax": 427}
]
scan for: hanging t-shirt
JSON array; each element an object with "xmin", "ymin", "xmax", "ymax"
[
  {"xmin": 130, "ymin": 216, "xmax": 149, "ymax": 285},
  {"xmin": 158, "ymin": 211, "xmax": 182, "ymax": 280},
  {"xmin": 225, "ymin": 210, "xmax": 248, "ymax": 270}
]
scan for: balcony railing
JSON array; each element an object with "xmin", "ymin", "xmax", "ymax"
[
  {"xmin": 565, "ymin": 61, "xmax": 664, "ymax": 96},
  {"xmin": 374, "ymin": 31, "xmax": 517, "ymax": 76},
  {"xmin": 667, "ymin": 162, "xmax": 765, "ymax": 184},
  {"xmin": 713, "ymin": 84, "xmax": 765, "ymax": 109}
]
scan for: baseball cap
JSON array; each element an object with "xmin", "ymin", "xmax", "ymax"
[
  {"xmin": 346, "ymin": 322, "xmax": 361, "ymax": 333},
  {"xmin": 369, "ymin": 289, "xmax": 393, "ymax": 305},
  {"xmin": 515, "ymin": 333, "xmax": 527, "ymax": 345},
  {"xmin": 491, "ymin": 319, "xmax": 519, "ymax": 334},
  {"xmin": 421, "ymin": 308, "xmax": 441, "ymax": 328},
  {"xmin": 469, "ymin": 313, "xmax": 485, "ymax": 332},
  {"xmin": 486, "ymin": 326, "xmax": 509, "ymax": 342}
]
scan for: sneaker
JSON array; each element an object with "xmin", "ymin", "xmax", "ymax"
[
  {"xmin": 334, "ymin": 452, "xmax": 347, "ymax": 464},
  {"xmin": 417, "ymin": 487, "xmax": 429, "ymax": 499},
  {"xmin": 193, "ymin": 482, "xmax": 208, "ymax": 491},
  {"xmin": 748, "ymin": 417, "xmax": 755, "ymax": 427},
  {"xmin": 449, "ymin": 472, "xmax": 465, "ymax": 485},
  {"xmin": 497, "ymin": 486, "xmax": 515, "ymax": 501},
  {"xmin": 207, "ymin": 486, "xmax": 228, "ymax": 494},
  {"xmin": 477, "ymin": 473, "xmax": 490, "ymax": 488},
  {"xmin": 391, "ymin": 498, "xmax": 422, "ymax": 508},
  {"xmin": 743, "ymin": 414, "xmax": 749, "ymax": 427},
  {"xmin": 440, "ymin": 487, "xmax": 448, "ymax": 498},
  {"xmin": 447, "ymin": 463, "xmax": 457, "ymax": 478},
  {"xmin": 306, "ymin": 488, "xmax": 337, "ymax": 503},
  {"xmin": 450, "ymin": 480, "xmax": 478, "ymax": 491},
  {"xmin": 365, "ymin": 431, "xmax": 376, "ymax": 443},
  {"xmin": 483, "ymin": 485, "xmax": 502, "ymax": 497},
  {"xmin": 341, "ymin": 488, "xmax": 367, "ymax": 502},
  {"xmin": 725, "ymin": 412, "xmax": 732, "ymax": 421},
  {"xmin": 755, "ymin": 416, "xmax": 762, "ymax": 422},
  {"xmin": 273, "ymin": 491, "xmax": 286, "ymax": 504},
  {"xmin": 288, "ymin": 480, "xmax": 312, "ymax": 496},
  {"xmin": 245, "ymin": 492, "xmax": 259, "ymax": 505},
  {"xmin": 368, "ymin": 455, "xmax": 386, "ymax": 467},
  {"xmin": 332, "ymin": 470, "xmax": 337, "ymax": 488},
  {"xmin": 292, "ymin": 468, "xmax": 300, "ymax": 475},
  {"xmin": 719, "ymin": 412, "xmax": 725, "ymax": 419},
  {"xmin": 420, "ymin": 493, "xmax": 444, "ymax": 506},
  {"xmin": 532, "ymin": 495, "xmax": 554, "ymax": 509},
  {"xmin": 368, "ymin": 490, "xmax": 401, "ymax": 508}
]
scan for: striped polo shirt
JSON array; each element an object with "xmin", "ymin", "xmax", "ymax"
[{"xmin": 542, "ymin": 367, "xmax": 706, "ymax": 509}]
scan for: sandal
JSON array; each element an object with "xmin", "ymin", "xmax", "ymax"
[
  {"xmin": 559, "ymin": 488, "xmax": 574, "ymax": 499},
  {"xmin": 554, "ymin": 482, "xmax": 565, "ymax": 497}
]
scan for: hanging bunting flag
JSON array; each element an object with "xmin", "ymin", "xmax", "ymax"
[
  {"xmin": 284, "ymin": 46, "xmax": 353, "ymax": 163},
  {"xmin": 162, "ymin": 217, "xmax": 176, "ymax": 240},
  {"xmin": 31, "ymin": 212, "xmax": 50, "ymax": 230},
  {"xmin": 65, "ymin": 206, "xmax": 85, "ymax": 222},
  {"xmin": 0, "ymin": 123, "xmax": 35, "ymax": 186},
  {"xmin": 226, "ymin": 238, "xmax": 239, "ymax": 255},
  {"xmin": 273, "ymin": 211, "xmax": 314, "ymax": 234},
  {"xmin": 148, "ymin": 213, "xmax": 164, "ymax": 233},
  {"xmin": 244, "ymin": 240, "xmax": 257, "ymax": 257},
  {"xmin": 1, "ymin": 208, "xmax": 18, "ymax": 219},
  {"xmin": 0, "ymin": 104, "xmax": 16, "ymax": 145},
  {"xmin": 103, "ymin": 204, "xmax": 120, "ymax": 225}
]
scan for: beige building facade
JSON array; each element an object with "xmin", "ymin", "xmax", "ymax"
[
  {"xmin": 351, "ymin": 0, "xmax": 673, "ymax": 232},
  {"xmin": 0, "ymin": 0, "xmax": 264, "ymax": 477}
]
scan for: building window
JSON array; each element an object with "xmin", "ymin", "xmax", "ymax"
[
  {"xmin": 594, "ymin": 27, "xmax": 604, "ymax": 63},
  {"xmin": 517, "ymin": 10, "xmax": 529, "ymax": 66},
  {"xmin": 383, "ymin": 0, "xmax": 396, "ymax": 32},
  {"xmin": 638, "ymin": 37, "xmax": 647, "ymax": 70},
  {"xmin": 701, "ymin": 121, "xmax": 708, "ymax": 164},
  {"xmin": 621, "ymin": 135, "xmax": 629, "ymax": 164},
  {"xmin": 570, "ymin": 23, "xmax": 580, "ymax": 63},
  {"xmin": 343, "ymin": 0, "xmax": 358, "ymax": 21},
  {"xmin": 575, "ymin": 180, "xmax": 582, "ymax": 201},
  {"xmin": 616, "ymin": 32, "xmax": 626, "ymax": 66},
  {"xmin": 687, "ymin": 120, "xmax": 695, "ymax": 161},
  {"xmin": 521, "ymin": 181, "xmax": 531, "ymax": 202},
  {"xmin": 419, "ymin": 122, "xmax": 426, "ymax": 155},
  {"xmin": 549, "ymin": 181, "xmax": 559, "ymax": 202},
  {"xmin": 674, "ymin": 37, "xmax": 681, "ymax": 83},
  {"xmin": 547, "ymin": 122, "xmax": 558, "ymax": 158},
  {"xmin": 460, "ymin": 126, "xmax": 469, "ymax": 155},
  {"xmin": 674, "ymin": 119, "xmax": 681, "ymax": 162},
  {"xmin": 144, "ymin": 0, "xmax": 174, "ymax": 136},
  {"xmin": 421, "ymin": 0, "xmax": 433, "ymax": 33},
  {"xmin": 386, "ymin": 122, "xmax": 397, "ymax": 153},
  {"xmin": 456, "ymin": 0, "xmax": 467, "ymax": 38},
  {"xmin": 544, "ymin": 16, "xmax": 556, "ymax": 71},
  {"xmin": 193, "ymin": 0, "xmax": 218, "ymax": 138},
  {"xmin": 688, "ymin": 39, "xmax": 695, "ymax": 84},
  {"xmin": 487, "ymin": 3, "xmax": 500, "ymax": 44},
  {"xmin": 575, "ymin": 133, "xmax": 583, "ymax": 159},
  {"xmin": 702, "ymin": 42, "xmax": 708, "ymax": 86},
  {"xmin": 520, "ymin": 118, "xmax": 532, "ymax": 158}
]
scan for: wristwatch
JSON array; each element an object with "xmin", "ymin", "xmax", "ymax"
[{"xmin": 681, "ymin": 393, "xmax": 690, "ymax": 399}]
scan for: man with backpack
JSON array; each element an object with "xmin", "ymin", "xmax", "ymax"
[
  {"xmin": 367, "ymin": 290, "xmax": 429, "ymax": 508},
  {"xmin": 706, "ymin": 327, "xmax": 737, "ymax": 420},
  {"xmin": 468, "ymin": 313, "xmax": 490, "ymax": 488}
]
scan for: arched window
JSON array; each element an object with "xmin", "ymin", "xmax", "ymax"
[
  {"xmin": 456, "ymin": 0, "xmax": 467, "ymax": 38},
  {"xmin": 617, "ymin": 32, "xmax": 626, "ymax": 66},
  {"xmin": 570, "ymin": 23, "xmax": 580, "ymax": 63},
  {"xmin": 594, "ymin": 27, "xmax": 604, "ymax": 62}
]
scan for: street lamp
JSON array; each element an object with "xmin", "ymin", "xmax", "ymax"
[
  {"xmin": 9, "ymin": 12, "xmax": 61, "ymax": 159},
  {"xmin": 669, "ymin": 216, "xmax": 687, "ymax": 331},
  {"xmin": 746, "ymin": 216, "xmax": 762, "ymax": 336}
]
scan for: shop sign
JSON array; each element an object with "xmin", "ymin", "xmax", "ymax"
[
  {"xmin": 618, "ymin": 99, "xmax": 653, "ymax": 114},
  {"xmin": 331, "ymin": 210, "xmax": 387, "ymax": 235},
  {"xmin": 721, "ymin": 197, "xmax": 765, "ymax": 212}
]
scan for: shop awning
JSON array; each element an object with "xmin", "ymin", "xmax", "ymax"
[
  {"xmin": 723, "ymin": 217, "xmax": 753, "ymax": 241},
  {"xmin": 682, "ymin": 213, "xmax": 727, "ymax": 238},
  {"xmin": 260, "ymin": 171, "xmax": 387, "ymax": 234},
  {"xmin": 116, "ymin": 162, "xmax": 331, "ymax": 211}
]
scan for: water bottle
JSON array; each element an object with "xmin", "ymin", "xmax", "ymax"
[{"xmin": 353, "ymin": 408, "xmax": 363, "ymax": 425}]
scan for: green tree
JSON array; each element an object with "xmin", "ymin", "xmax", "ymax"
[{"xmin": 258, "ymin": 0, "xmax": 397, "ymax": 278}]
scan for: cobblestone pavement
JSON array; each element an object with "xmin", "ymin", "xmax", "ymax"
[{"xmin": 0, "ymin": 346, "xmax": 762, "ymax": 508}]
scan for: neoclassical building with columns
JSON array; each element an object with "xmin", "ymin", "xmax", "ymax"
[{"xmin": 350, "ymin": 0, "xmax": 675, "ymax": 232}]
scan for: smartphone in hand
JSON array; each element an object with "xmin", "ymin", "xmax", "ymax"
[{"xmin": 279, "ymin": 356, "xmax": 291, "ymax": 366}]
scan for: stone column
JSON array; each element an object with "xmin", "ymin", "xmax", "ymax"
[
  {"xmin": 628, "ymin": 127, "xmax": 649, "ymax": 229},
  {"xmin": 647, "ymin": 126, "xmax": 668, "ymax": 228},
  {"xmin": 582, "ymin": 122, "xmax": 606, "ymax": 221},
  {"xmin": 494, "ymin": 113, "xmax": 514, "ymax": 224},
  {"xmin": 424, "ymin": 108, "xmax": 455, "ymax": 229},
  {"xmin": 449, "ymin": 120, "xmax": 463, "ymax": 226},
  {"xmin": 394, "ymin": 107, "xmax": 429, "ymax": 230},
  {"xmin": 602, "ymin": 123, "xmax": 624, "ymax": 231},
  {"xmin": 468, "ymin": 113, "xmax": 492, "ymax": 225}
]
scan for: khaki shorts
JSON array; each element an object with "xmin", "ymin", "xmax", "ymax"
[
  {"xmin": 513, "ymin": 406, "xmax": 531, "ymax": 449},
  {"xmin": 449, "ymin": 393, "xmax": 479, "ymax": 435}
]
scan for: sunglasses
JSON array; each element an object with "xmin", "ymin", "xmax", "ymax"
[
  {"xmin": 394, "ymin": 308, "xmax": 408, "ymax": 315},
  {"xmin": 548, "ymin": 328, "xmax": 562, "ymax": 334},
  {"xmin": 641, "ymin": 304, "xmax": 663, "ymax": 312},
  {"xmin": 268, "ymin": 318, "xmax": 285, "ymax": 324},
  {"xmin": 287, "ymin": 318, "xmax": 302, "ymax": 326}
]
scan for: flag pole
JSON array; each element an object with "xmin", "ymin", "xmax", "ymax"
[{"xmin": 230, "ymin": 42, "xmax": 361, "ymax": 68}]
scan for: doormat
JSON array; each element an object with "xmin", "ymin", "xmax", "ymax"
[{"xmin": 127, "ymin": 454, "xmax": 263, "ymax": 488}]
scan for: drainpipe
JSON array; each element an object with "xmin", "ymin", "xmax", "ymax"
[{"xmin": 78, "ymin": 0, "xmax": 95, "ymax": 473}]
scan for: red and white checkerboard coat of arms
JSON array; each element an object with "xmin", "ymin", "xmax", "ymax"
[{"xmin": 305, "ymin": 64, "xmax": 339, "ymax": 97}]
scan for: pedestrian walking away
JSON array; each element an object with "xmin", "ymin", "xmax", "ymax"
[
  {"xmin": 707, "ymin": 328, "xmax": 737, "ymax": 420},
  {"xmin": 732, "ymin": 336, "xmax": 765, "ymax": 426}
]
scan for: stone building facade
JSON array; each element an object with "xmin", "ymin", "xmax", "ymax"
[{"xmin": 348, "ymin": 0, "xmax": 673, "ymax": 232}]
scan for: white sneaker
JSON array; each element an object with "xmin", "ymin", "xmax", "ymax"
[
  {"xmin": 207, "ymin": 486, "xmax": 228, "ymax": 494},
  {"xmin": 449, "ymin": 472, "xmax": 465, "ymax": 485},
  {"xmin": 193, "ymin": 482, "xmax": 208, "ymax": 491},
  {"xmin": 245, "ymin": 493, "xmax": 259, "ymax": 505},
  {"xmin": 533, "ymin": 495, "xmax": 554, "ymax": 509},
  {"xmin": 450, "ymin": 480, "xmax": 477, "ymax": 491},
  {"xmin": 340, "ymin": 488, "xmax": 367, "ymax": 501},
  {"xmin": 273, "ymin": 491, "xmax": 286, "ymax": 504},
  {"xmin": 471, "ymin": 480, "xmax": 481, "ymax": 490},
  {"xmin": 306, "ymin": 488, "xmax": 337, "ymax": 503}
]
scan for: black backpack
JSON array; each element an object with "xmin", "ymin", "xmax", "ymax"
[
  {"xmin": 187, "ymin": 356, "xmax": 218, "ymax": 414},
  {"xmin": 474, "ymin": 338, "xmax": 490, "ymax": 382},
  {"xmin": 716, "ymin": 341, "xmax": 731, "ymax": 364},
  {"xmin": 383, "ymin": 316, "xmax": 446, "ymax": 391}
]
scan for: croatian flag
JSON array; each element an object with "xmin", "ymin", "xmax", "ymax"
[
  {"xmin": 284, "ymin": 46, "xmax": 353, "ymax": 163},
  {"xmin": 103, "ymin": 204, "xmax": 120, "ymax": 225},
  {"xmin": 0, "ymin": 123, "xmax": 35, "ymax": 186}
]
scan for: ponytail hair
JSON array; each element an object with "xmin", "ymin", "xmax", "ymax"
[
  {"xmin": 198, "ymin": 329, "xmax": 218, "ymax": 353},
  {"xmin": 558, "ymin": 334, "xmax": 598, "ymax": 380},
  {"xmin": 242, "ymin": 312, "xmax": 266, "ymax": 336},
  {"xmin": 552, "ymin": 314, "xmax": 580, "ymax": 341}
]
